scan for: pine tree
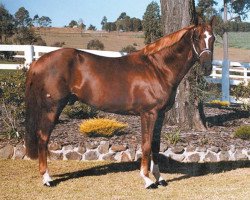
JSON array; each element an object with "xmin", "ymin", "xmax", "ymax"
[{"xmin": 143, "ymin": 1, "xmax": 162, "ymax": 44}]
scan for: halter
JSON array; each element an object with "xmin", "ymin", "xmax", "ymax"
[
  {"xmin": 191, "ymin": 29, "xmax": 212, "ymax": 58},
  {"xmin": 192, "ymin": 44, "xmax": 212, "ymax": 58}
]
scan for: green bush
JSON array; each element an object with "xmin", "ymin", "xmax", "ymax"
[
  {"xmin": 87, "ymin": 39, "xmax": 104, "ymax": 50},
  {"xmin": 231, "ymin": 82, "xmax": 250, "ymax": 100},
  {"xmin": 63, "ymin": 101, "xmax": 98, "ymax": 119},
  {"xmin": 121, "ymin": 45, "xmax": 137, "ymax": 53},
  {"xmin": 0, "ymin": 68, "xmax": 27, "ymax": 138},
  {"xmin": 164, "ymin": 129, "xmax": 181, "ymax": 145},
  {"xmin": 234, "ymin": 126, "xmax": 250, "ymax": 140}
]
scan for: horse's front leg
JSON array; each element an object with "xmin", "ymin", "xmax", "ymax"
[
  {"xmin": 151, "ymin": 110, "xmax": 168, "ymax": 187},
  {"xmin": 140, "ymin": 110, "xmax": 158, "ymax": 189}
]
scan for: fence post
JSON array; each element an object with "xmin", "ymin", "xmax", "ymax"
[
  {"xmin": 24, "ymin": 45, "xmax": 34, "ymax": 66},
  {"xmin": 222, "ymin": 59, "xmax": 230, "ymax": 102}
]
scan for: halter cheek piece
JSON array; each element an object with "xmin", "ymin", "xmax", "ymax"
[{"xmin": 191, "ymin": 29, "xmax": 212, "ymax": 59}]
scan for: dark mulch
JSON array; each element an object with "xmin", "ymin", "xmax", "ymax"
[{"xmin": 0, "ymin": 105, "xmax": 250, "ymax": 150}]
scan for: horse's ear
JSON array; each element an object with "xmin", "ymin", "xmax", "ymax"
[
  {"xmin": 197, "ymin": 15, "xmax": 204, "ymax": 25},
  {"xmin": 210, "ymin": 15, "xmax": 217, "ymax": 27}
]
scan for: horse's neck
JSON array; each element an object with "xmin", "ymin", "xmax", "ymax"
[{"xmin": 151, "ymin": 32, "xmax": 196, "ymax": 85}]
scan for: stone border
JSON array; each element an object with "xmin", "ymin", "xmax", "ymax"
[{"xmin": 0, "ymin": 141, "xmax": 249, "ymax": 162}]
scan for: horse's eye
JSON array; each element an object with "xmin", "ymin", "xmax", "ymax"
[{"xmin": 194, "ymin": 37, "xmax": 199, "ymax": 42}]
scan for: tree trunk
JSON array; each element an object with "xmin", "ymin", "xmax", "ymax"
[{"xmin": 160, "ymin": 0, "xmax": 206, "ymax": 131}]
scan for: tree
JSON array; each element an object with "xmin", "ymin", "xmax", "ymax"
[
  {"xmin": 101, "ymin": 16, "xmax": 107, "ymax": 30},
  {"xmin": 32, "ymin": 14, "xmax": 39, "ymax": 27},
  {"xmin": 88, "ymin": 24, "xmax": 97, "ymax": 31},
  {"xmin": 38, "ymin": 16, "xmax": 51, "ymax": 27},
  {"xmin": 69, "ymin": 20, "xmax": 78, "ymax": 28},
  {"xmin": 131, "ymin": 17, "xmax": 142, "ymax": 31},
  {"xmin": 160, "ymin": 0, "xmax": 207, "ymax": 130},
  {"xmin": 0, "ymin": 4, "xmax": 15, "ymax": 43},
  {"xmin": 14, "ymin": 7, "xmax": 32, "ymax": 27},
  {"xmin": 143, "ymin": 1, "xmax": 162, "ymax": 44},
  {"xmin": 196, "ymin": 0, "xmax": 218, "ymax": 20}
]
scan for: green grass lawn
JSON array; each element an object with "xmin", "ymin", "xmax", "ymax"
[{"xmin": 0, "ymin": 159, "xmax": 249, "ymax": 200}]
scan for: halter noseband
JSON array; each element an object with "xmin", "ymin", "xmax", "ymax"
[{"xmin": 192, "ymin": 44, "xmax": 212, "ymax": 58}]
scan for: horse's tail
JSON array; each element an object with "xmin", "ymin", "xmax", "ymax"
[{"xmin": 24, "ymin": 64, "xmax": 41, "ymax": 159}]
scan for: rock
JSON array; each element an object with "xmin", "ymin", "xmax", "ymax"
[
  {"xmin": 196, "ymin": 147, "xmax": 207, "ymax": 152},
  {"xmin": 128, "ymin": 144, "xmax": 137, "ymax": 161},
  {"xmin": 102, "ymin": 153, "xmax": 116, "ymax": 161},
  {"xmin": 13, "ymin": 145, "xmax": 26, "ymax": 159},
  {"xmin": 64, "ymin": 145, "xmax": 74, "ymax": 151},
  {"xmin": 121, "ymin": 152, "xmax": 131, "ymax": 162},
  {"xmin": 98, "ymin": 141, "xmax": 110, "ymax": 154},
  {"xmin": 111, "ymin": 144, "xmax": 127, "ymax": 152},
  {"xmin": 188, "ymin": 153, "xmax": 201, "ymax": 162},
  {"xmin": 204, "ymin": 152, "xmax": 217, "ymax": 162},
  {"xmin": 186, "ymin": 146, "xmax": 196, "ymax": 152},
  {"xmin": 170, "ymin": 154, "xmax": 185, "ymax": 162},
  {"xmin": 85, "ymin": 151, "xmax": 98, "ymax": 160},
  {"xmin": 66, "ymin": 151, "xmax": 82, "ymax": 160},
  {"xmin": 209, "ymin": 146, "xmax": 220, "ymax": 153},
  {"xmin": 234, "ymin": 150, "xmax": 248, "ymax": 161},
  {"xmin": 160, "ymin": 143, "xmax": 168, "ymax": 152},
  {"xmin": 219, "ymin": 151, "xmax": 230, "ymax": 161},
  {"xmin": 171, "ymin": 146, "xmax": 184, "ymax": 154},
  {"xmin": 0, "ymin": 144, "xmax": 14, "ymax": 159},
  {"xmin": 77, "ymin": 146, "xmax": 86, "ymax": 154},
  {"xmin": 49, "ymin": 151, "xmax": 63, "ymax": 160},
  {"xmin": 229, "ymin": 145, "xmax": 236, "ymax": 153},
  {"xmin": 85, "ymin": 141, "xmax": 99, "ymax": 149},
  {"xmin": 48, "ymin": 142, "xmax": 62, "ymax": 151}
]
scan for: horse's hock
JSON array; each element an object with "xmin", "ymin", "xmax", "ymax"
[{"xmin": 1, "ymin": 141, "xmax": 249, "ymax": 163}]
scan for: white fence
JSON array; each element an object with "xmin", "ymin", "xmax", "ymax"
[
  {"xmin": 1, "ymin": 44, "xmax": 250, "ymax": 86},
  {"xmin": 0, "ymin": 45, "xmax": 126, "ymax": 69}
]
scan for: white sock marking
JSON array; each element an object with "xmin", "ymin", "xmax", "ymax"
[
  {"xmin": 43, "ymin": 170, "xmax": 52, "ymax": 186},
  {"xmin": 204, "ymin": 31, "xmax": 212, "ymax": 49},
  {"xmin": 140, "ymin": 170, "xmax": 154, "ymax": 188},
  {"xmin": 150, "ymin": 160, "xmax": 164, "ymax": 182}
]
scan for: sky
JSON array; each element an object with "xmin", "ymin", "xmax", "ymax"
[
  {"xmin": 1, "ymin": 0, "xmax": 161, "ymax": 29},
  {"xmin": 1, "ymin": 0, "xmax": 249, "ymax": 30}
]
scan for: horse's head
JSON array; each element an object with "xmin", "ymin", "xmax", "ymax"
[{"xmin": 192, "ymin": 16, "xmax": 216, "ymax": 76}]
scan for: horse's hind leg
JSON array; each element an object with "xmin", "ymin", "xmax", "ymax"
[
  {"xmin": 151, "ymin": 110, "xmax": 167, "ymax": 187},
  {"xmin": 38, "ymin": 98, "xmax": 68, "ymax": 186}
]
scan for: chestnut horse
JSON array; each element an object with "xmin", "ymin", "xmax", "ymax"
[{"xmin": 25, "ymin": 17, "xmax": 215, "ymax": 189}]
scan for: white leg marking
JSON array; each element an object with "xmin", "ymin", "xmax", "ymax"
[
  {"xmin": 150, "ymin": 160, "xmax": 164, "ymax": 182},
  {"xmin": 43, "ymin": 169, "xmax": 52, "ymax": 186},
  {"xmin": 140, "ymin": 170, "xmax": 154, "ymax": 188},
  {"xmin": 204, "ymin": 31, "xmax": 212, "ymax": 49}
]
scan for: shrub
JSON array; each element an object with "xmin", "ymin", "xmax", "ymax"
[
  {"xmin": 87, "ymin": 39, "xmax": 104, "ymax": 50},
  {"xmin": 0, "ymin": 68, "xmax": 27, "ymax": 138},
  {"xmin": 231, "ymin": 82, "xmax": 250, "ymax": 100},
  {"xmin": 63, "ymin": 101, "xmax": 97, "ymax": 119},
  {"xmin": 234, "ymin": 126, "xmax": 250, "ymax": 140},
  {"xmin": 209, "ymin": 100, "xmax": 230, "ymax": 107},
  {"xmin": 79, "ymin": 118, "xmax": 127, "ymax": 137},
  {"xmin": 121, "ymin": 45, "xmax": 137, "ymax": 53},
  {"xmin": 164, "ymin": 129, "xmax": 181, "ymax": 145}
]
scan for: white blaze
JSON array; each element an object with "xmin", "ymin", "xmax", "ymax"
[{"xmin": 204, "ymin": 31, "xmax": 212, "ymax": 49}]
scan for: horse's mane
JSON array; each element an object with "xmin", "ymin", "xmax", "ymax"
[{"xmin": 143, "ymin": 25, "xmax": 195, "ymax": 55}]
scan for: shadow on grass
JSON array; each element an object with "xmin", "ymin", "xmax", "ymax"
[{"xmin": 51, "ymin": 155, "xmax": 250, "ymax": 186}]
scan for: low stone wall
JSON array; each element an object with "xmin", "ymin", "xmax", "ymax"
[{"xmin": 0, "ymin": 141, "xmax": 249, "ymax": 162}]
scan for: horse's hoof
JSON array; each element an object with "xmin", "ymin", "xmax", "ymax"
[
  {"xmin": 146, "ymin": 183, "xmax": 158, "ymax": 189},
  {"xmin": 156, "ymin": 180, "xmax": 168, "ymax": 187},
  {"xmin": 43, "ymin": 181, "xmax": 55, "ymax": 187}
]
